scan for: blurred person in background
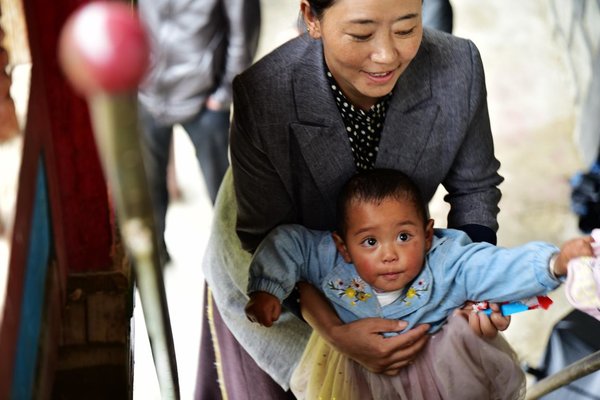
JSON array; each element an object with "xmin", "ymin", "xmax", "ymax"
[
  {"xmin": 423, "ymin": 0, "xmax": 453, "ymax": 33},
  {"xmin": 137, "ymin": 0, "xmax": 261, "ymax": 265}
]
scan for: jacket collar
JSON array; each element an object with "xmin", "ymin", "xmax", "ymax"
[
  {"xmin": 289, "ymin": 37, "xmax": 439, "ymax": 203},
  {"xmin": 376, "ymin": 43, "xmax": 439, "ymax": 173},
  {"xmin": 292, "ymin": 36, "xmax": 435, "ymax": 124},
  {"xmin": 321, "ymin": 258, "xmax": 434, "ymax": 321},
  {"xmin": 290, "ymin": 38, "xmax": 355, "ymax": 211}
]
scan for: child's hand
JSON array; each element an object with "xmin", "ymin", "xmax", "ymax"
[
  {"xmin": 454, "ymin": 302, "xmax": 510, "ymax": 338},
  {"xmin": 245, "ymin": 291, "xmax": 282, "ymax": 327},
  {"xmin": 554, "ymin": 236, "xmax": 595, "ymax": 276}
]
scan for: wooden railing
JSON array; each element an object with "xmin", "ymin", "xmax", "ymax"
[{"xmin": 526, "ymin": 350, "xmax": 600, "ymax": 399}]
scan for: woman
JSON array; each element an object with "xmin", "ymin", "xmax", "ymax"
[{"xmin": 198, "ymin": 0, "xmax": 508, "ymax": 398}]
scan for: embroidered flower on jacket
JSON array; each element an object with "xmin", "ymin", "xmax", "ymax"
[
  {"xmin": 400, "ymin": 280, "xmax": 429, "ymax": 307},
  {"xmin": 350, "ymin": 278, "xmax": 366, "ymax": 291},
  {"xmin": 328, "ymin": 277, "xmax": 372, "ymax": 306}
]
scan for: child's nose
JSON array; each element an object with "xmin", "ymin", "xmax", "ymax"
[{"xmin": 382, "ymin": 244, "xmax": 399, "ymax": 262}]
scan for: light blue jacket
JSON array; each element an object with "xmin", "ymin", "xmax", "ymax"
[{"xmin": 248, "ymin": 225, "xmax": 561, "ymax": 333}]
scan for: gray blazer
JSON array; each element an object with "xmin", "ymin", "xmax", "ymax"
[{"xmin": 231, "ymin": 28, "xmax": 503, "ymax": 252}]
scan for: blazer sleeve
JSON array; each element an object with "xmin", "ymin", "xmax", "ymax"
[
  {"xmin": 230, "ymin": 75, "xmax": 296, "ymax": 252},
  {"xmin": 443, "ymin": 40, "xmax": 503, "ymax": 234}
]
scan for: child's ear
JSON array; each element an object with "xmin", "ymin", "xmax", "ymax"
[
  {"xmin": 424, "ymin": 219, "xmax": 434, "ymax": 251},
  {"xmin": 332, "ymin": 232, "xmax": 352, "ymax": 263}
]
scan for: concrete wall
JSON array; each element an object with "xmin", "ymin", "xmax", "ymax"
[{"xmin": 549, "ymin": 0, "xmax": 600, "ymax": 165}]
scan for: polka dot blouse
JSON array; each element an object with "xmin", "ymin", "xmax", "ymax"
[{"xmin": 326, "ymin": 70, "xmax": 392, "ymax": 171}]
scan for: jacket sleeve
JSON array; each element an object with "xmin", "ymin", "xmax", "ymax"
[
  {"xmin": 247, "ymin": 225, "xmax": 328, "ymax": 301},
  {"xmin": 211, "ymin": 0, "xmax": 261, "ymax": 107},
  {"xmin": 443, "ymin": 40, "xmax": 503, "ymax": 234},
  {"xmin": 443, "ymin": 239, "xmax": 562, "ymax": 303}
]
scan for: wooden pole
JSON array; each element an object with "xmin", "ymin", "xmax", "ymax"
[{"xmin": 526, "ymin": 350, "xmax": 600, "ymax": 399}]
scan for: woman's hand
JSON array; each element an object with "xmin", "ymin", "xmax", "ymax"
[
  {"xmin": 297, "ymin": 282, "xmax": 429, "ymax": 375},
  {"xmin": 453, "ymin": 302, "xmax": 510, "ymax": 338},
  {"xmin": 329, "ymin": 318, "xmax": 430, "ymax": 375},
  {"xmin": 205, "ymin": 96, "xmax": 223, "ymax": 111}
]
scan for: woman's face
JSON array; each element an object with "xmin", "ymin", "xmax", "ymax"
[{"xmin": 308, "ymin": 0, "xmax": 423, "ymax": 110}]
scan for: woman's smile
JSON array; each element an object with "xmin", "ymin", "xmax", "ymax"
[{"xmin": 363, "ymin": 69, "xmax": 397, "ymax": 84}]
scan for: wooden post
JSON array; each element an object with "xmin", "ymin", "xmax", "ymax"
[
  {"xmin": 526, "ymin": 350, "xmax": 600, "ymax": 399},
  {"xmin": 0, "ymin": 0, "xmax": 133, "ymax": 398}
]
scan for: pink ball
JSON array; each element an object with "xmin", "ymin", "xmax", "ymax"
[{"xmin": 59, "ymin": 1, "xmax": 150, "ymax": 95}]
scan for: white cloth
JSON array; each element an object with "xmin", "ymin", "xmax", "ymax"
[{"xmin": 201, "ymin": 169, "xmax": 311, "ymax": 389}]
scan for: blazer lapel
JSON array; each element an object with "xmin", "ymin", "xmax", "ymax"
[
  {"xmin": 376, "ymin": 45, "xmax": 440, "ymax": 175},
  {"xmin": 290, "ymin": 39, "xmax": 356, "ymax": 208},
  {"xmin": 288, "ymin": 39, "xmax": 441, "ymax": 202}
]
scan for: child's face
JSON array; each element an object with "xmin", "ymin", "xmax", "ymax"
[{"xmin": 333, "ymin": 196, "xmax": 434, "ymax": 293}]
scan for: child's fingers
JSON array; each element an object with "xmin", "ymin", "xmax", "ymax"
[
  {"xmin": 468, "ymin": 308, "xmax": 508, "ymax": 338},
  {"xmin": 489, "ymin": 308, "xmax": 511, "ymax": 332},
  {"xmin": 566, "ymin": 237, "xmax": 594, "ymax": 257},
  {"xmin": 270, "ymin": 302, "xmax": 281, "ymax": 324},
  {"xmin": 245, "ymin": 309, "xmax": 258, "ymax": 324}
]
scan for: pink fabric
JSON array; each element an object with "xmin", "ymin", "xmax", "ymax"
[
  {"xmin": 290, "ymin": 315, "xmax": 525, "ymax": 400},
  {"xmin": 564, "ymin": 228, "xmax": 600, "ymax": 322},
  {"xmin": 565, "ymin": 256, "xmax": 600, "ymax": 322}
]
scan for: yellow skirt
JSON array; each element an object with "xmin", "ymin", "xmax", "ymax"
[{"xmin": 290, "ymin": 315, "xmax": 525, "ymax": 400}]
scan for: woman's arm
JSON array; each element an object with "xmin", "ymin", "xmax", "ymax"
[
  {"xmin": 457, "ymin": 223, "xmax": 509, "ymax": 336},
  {"xmin": 443, "ymin": 40, "xmax": 503, "ymax": 234},
  {"xmin": 446, "ymin": 42, "xmax": 507, "ymax": 336},
  {"xmin": 229, "ymin": 77, "xmax": 296, "ymax": 252},
  {"xmin": 297, "ymin": 282, "xmax": 430, "ymax": 375}
]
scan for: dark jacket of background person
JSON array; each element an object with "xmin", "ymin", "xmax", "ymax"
[{"xmin": 138, "ymin": 0, "xmax": 261, "ymax": 125}]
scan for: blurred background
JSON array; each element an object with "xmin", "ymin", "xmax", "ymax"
[{"xmin": 1, "ymin": 0, "xmax": 599, "ymax": 398}]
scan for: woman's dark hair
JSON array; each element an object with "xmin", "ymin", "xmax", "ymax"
[
  {"xmin": 306, "ymin": 0, "xmax": 336, "ymax": 19},
  {"xmin": 336, "ymin": 168, "xmax": 429, "ymax": 236},
  {"xmin": 306, "ymin": 0, "xmax": 423, "ymax": 19},
  {"xmin": 298, "ymin": 0, "xmax": 336, "ymax": 31}
]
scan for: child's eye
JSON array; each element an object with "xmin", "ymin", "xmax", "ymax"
[
  {"xmin": 361, "ymin": 237, "xmax": 378, "ymax": 247},
  {"xmin": 397, "ymin": 233, "xmax": 410, "ymax": 242}
]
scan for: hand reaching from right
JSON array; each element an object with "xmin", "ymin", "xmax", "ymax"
[
  {"xmin": 553, "ymin": 236, "xmax": 594, "ymax": 276},
  {"xmin": 245, "ymin": 291, "xmax": 282, "ymax": 327}
]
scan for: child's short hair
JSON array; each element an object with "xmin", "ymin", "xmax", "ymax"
[{"xmin": 336, "ymin": 168, "xmax": 429, "ymax": 236}]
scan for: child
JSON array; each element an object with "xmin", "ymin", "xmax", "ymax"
[{"xmin": 245, "ymin": 168, "xmax": 594, "ymax": 400}]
